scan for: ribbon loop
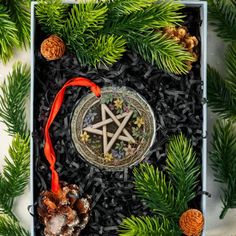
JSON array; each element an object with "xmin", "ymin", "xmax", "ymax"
[{"xmin": 44, "ymin": 77, "xmax": 101, "ymax": 194}]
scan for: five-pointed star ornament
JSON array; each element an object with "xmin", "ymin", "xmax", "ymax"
[{"xmin": 83, "ymin": 104, "xmax": 136, "ymax": 154}]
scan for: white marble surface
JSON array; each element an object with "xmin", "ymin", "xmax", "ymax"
[{"xmin": 0, "ymin": 27, "xmax": 236, "ymax": 235}]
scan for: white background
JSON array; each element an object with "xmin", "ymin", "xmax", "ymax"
[{"xmin": 0, "ymin": 26, "xmax": 236, "ymax": 235}]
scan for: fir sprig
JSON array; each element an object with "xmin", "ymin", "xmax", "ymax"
[
  {"xmin": 126, "ymin": 31, "xmax": 192, "ymax": 74},
  {"xmin": 121, "ymin": 134, "xmax": 200, "ymax": 235},
  {"xmin": 0, "ymin": 135, "xmax": 30, "ymax": 224},
  {"xmin": 208, "ymin": 0, "xmax": 236, "ymax": 42},
  {"xmin": 107, "ymin": 0, "xmax": 156, "ymax": 16},
  {"xmin": 207, "ymin": 43, "xmax": 236, "ymax": 120},
  {"xmin": 0, "ymin": 62, "xmax": 30, "ymax": 137},
  {"xmin": 0, "ymin": 5, "xmax": 19, "ymax": 63},
  {"xmin": 134, "ymin": 164, "xmax": 178, "ymax": 218},
  {"xmin": 36, "ymin": 0, "xmax": 68, "ymax": 35},
  {"xmin": 1, "ymin": 0, "xmax": 30, "ymax": 47},
  {"xmin": 119, "ymin": 215, "xmax": 180, "ymax": 236},
  {"xmin": 210, "ymin": 120, "xmax": 236, "ymax": 219},
  {"xmin": 0, "ymin": 214, "xmax": 29, "ymax": 236},
  {"xmin": 166, "ymin": 134, "xmax": 200, "ymax": 211}
]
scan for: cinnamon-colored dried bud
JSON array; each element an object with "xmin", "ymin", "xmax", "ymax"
[
  {"xmin": 191, "ymin": 36, "xmax": 199, "ymax": 46},
  {"xmin": 163, "ymin": 27, "xmax": 176, "ymax": 37},
  {"xmin": 173, "ymin": 36, "xmax": 181, "ymax": 42},
  {"xmin": 179, "ymin": 209, "xmax": 204, "ymax": 236},
  {"xmin": 177, "ymin": 27, "xmax": 187, "ymax": 38},
  {"xmin": 192, "ymin": 52, "xmax": 199, "ymax": 62},
  {"xmin": 185, "ymin": 38, "xmax": 195, "ymax": 50},
  {"xmin": 185, "ymin": 60, "xmax": 193, "ymax": 71},
  {"xmin": 40, "ymin": 35, "xmax": 65, "ymax": 61}
]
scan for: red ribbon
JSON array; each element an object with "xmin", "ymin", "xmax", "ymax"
[{"xmin": 44, "ymin": 77, "xmax": 101, "ymax": 194}]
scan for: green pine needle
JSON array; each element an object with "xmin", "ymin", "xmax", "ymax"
[
  {"xmin": 0, "ymin": 5, "xmax": 19, "ymax": 63},
  {"xmin": 207, "ymin": 65, "xmax": 236, "ymax": 120},
  {"xmin": 210, "ymin": 120, "xmax": 236, "ymax": 219},
  {"xmin": 3, "ymin": 134, "xmax": 30, "ymax": 198},
  {"xmin": 107, "ymin": 0, "xmax": 156, "ymax": 16},
  {"xmin": 63, "ymin": 1, "xmax": 108, "ymax": 39},
  {"xmin": 0, "ymin": 135, "xmax": 29, "ymax": 218},
  {"xmin": 208, "ymin": 0, "xmax": 236, "ymax": 42},
  {"xmin": 0, "ymin": 62, "xmax": 30, "ymax": 137},
  {"xmin": 166, "ymin": 134, "xmax": 200, "ymax": 212},
  {"xmin": 119, "ymin": 215, "xmax": 180, "ymax": 236},
  {"xmin": 0, "ymin": 214, "xmax": 29, "ymax": 236},
  {"xmin": 2, "ymin": 0, "xmax": 30, "ymax": 48},
  {"xmin": 36, "ymin": 0, "xmax": 68, "ymax": 35},
  {"xmin": 86, "ymin": 34, "xmax": 127, "ymax": 67},
  {"xmin": 127, "ymin": 31, "xmax": 193, "ymax": 74},
  {"xmin": 225, "ymin": 43, "xmax": 236, "ymax": 83},
  {"xmin": 133, "ymin": 163, "xmax": 179, "ymax": 218}
]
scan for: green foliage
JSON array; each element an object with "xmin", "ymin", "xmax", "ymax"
[
  {"xmin": 36, "ymin": 0, "xmax": 191, "ymax": 74},
  {"xmin": 126, "ymin": 31, "xmax": 192, "ymax": 74},
  {"xmin": 0, "ymin": 62, "xmax": 30, "ymax": 137},
  {"xmin": 36, "ymin": 0, "xmax": 68, "ymax": 35},
  {"xmin": 107, "ymin": 0, "xmax": 156, "ymax": 16},
  {"xmin": 134, "ymin": 164, "xmax": 178, "ymax": 218},
  {"xmin": 0, "ymin": 5, "xmax": 19, "ymax": 63},
  {"xmin": 207, "ymin": 43, "xmax": 236, "ymax": 120},
  {"xmin": 208, "ymin": 0, "xmax": 236, "ymax": 42},
  {"xmin": 210, "ymin": 120, "xmax": 236, "ymax": 219},
  {"xmin": 119, "ymin": 215, "xmax": 180, "ymax": 236},
  {"xmin": 0, "ymin": 135, "xmax": 30, "ymax": 215},
  {"xmin": 166, "ymin": 134, "xmax": 200, "ymax": 210},
  {"xmin": 122, "ymin": 134, "xmax": 200, "ymax": 235},
  {"xmin": 1, "ymin": 0, "xmax": 30, "ymax": 47},
  {"xmin": 0, "ymin": 214, "xmax": 29, "ymax": 236},
  {"xmin": 225, "ymin": 43, "xmax": 236, "ymax": 86},
  {"xmin": 0, "ymin": 0, "xmax": 30, "ymax": 62}
]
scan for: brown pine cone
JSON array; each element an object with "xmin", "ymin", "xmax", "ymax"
[
  {"xmin": 40, "ymin": 35, "xmax": 65, "ymax": 61},
  {"xmin": 38, "ymin": 182, "xmax": 92, "ymax": 236},
  {"xmin": 179, "ymin": 209, "xmax": 204, "ymax": 236}
]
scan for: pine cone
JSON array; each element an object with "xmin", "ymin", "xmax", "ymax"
[
  {"xmin": 40, "ymin": 35, "xmax": 65, "ymax": 61},
  {"xmin": 38, "ymin": 182, "xmax": 91, "ymax": 236},
  {"xmin": 179, "ymin": 209, "xmax": 204, "ymax": 236}
]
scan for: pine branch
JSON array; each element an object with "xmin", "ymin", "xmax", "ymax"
[
  {"xmin": 2, "ymin": 0, "xmax": 30, "ymax": 48},
  {"xmin": 0, "ymin": 62, "xmax": 30, "ymax": 137},
  {"xmin": 107, "ymin": 0, "xmax": 156, "ymax": 16},
  {"xmin": 208, "ymin": 0, "xmax": 236, "ymax": 41},
  {"xmin": 133, "ymin": 163, "xmax": 179, "ymax": 218},
  {"xmin": 36, "ymin": 0, "xmax": 68, "ymax": 35},
  {"xmin": 0, "ymin": 5, "xmax": 19, "ymax": 63},
  {"xmin": 76, "ymin": 35, "xmax": 126, "ymax": 66},
  {"xmin": 3, "ymin": 134, "xmax": 30, "ymax": 198},
  {"xmin": 0, "ymin": 214, "xmax": 29, "ymax": 236},
  {"xmin": 105, "ymin": 2, "xmax": 184, "ymax": 33},
  {"xmin": 210, "ymin": 120, "xmax": 236, "ymax": 219},
  {"xmin": 225, "ymin": 43, "xmax": 236, "ymax": 82},
  {"xmin": 62, "ymin": 1, "xmax": 108, "ymax": 39},
  {"xmin": 126, "ymin": 31, "xmax": 193, "ymax": 74},
  {"xmin": 166, "ymin": 134, "xmax": 200, "ymax": 212},
  {"xmin": 119, "ymin": 215, "xmax": 181, "ymax": 236},
  {"xmin": 207, "ymin": 65, "xmax": 236, "ymax": 120}
]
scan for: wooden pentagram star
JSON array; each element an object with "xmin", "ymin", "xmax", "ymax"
[{"xmin": 83, "ymin": 104, "xmax": 136, "ymax": 154}]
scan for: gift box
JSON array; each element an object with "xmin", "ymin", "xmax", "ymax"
[{"xmin": 30, "ymin": 1, "xmax": 207, "ymax": 235}]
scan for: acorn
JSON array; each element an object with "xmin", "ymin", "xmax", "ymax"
[
  {"xmin": 179, "ymin": 209, "xmax": 204, "ymax": 236},
  {"xmin": 40, "ymin": 35, "xmax": 65, "ymax": 61}
]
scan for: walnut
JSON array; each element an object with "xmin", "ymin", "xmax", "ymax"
[
  {"xmin": 38, "ymin": 182, "xmax": 91, "ymax": 236},
  {"xmin": 179, "ymin": 209, "xmax": 204, "ymax": 236},
  {"xmin": 40, "ymin": 35, "xmax": 65, "ymax": 61}
]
